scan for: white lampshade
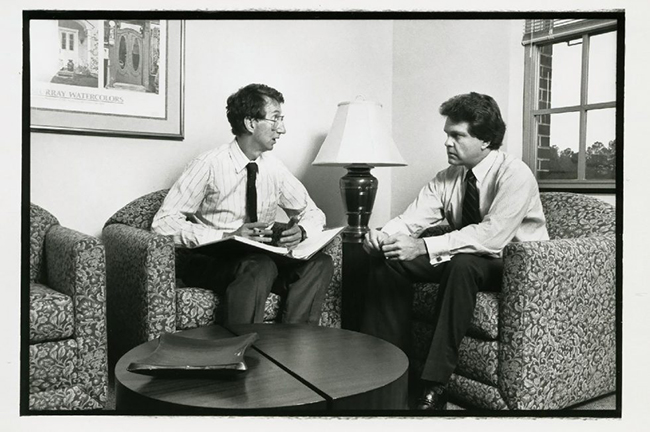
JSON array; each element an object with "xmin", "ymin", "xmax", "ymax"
[{"xmin": 312, "ymin": 100, "xmax": 407, "ymax": 167}]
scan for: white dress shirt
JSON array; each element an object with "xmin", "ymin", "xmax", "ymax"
[
  {"xmin": 381, "ymin": 150, "xmax": 549, "ymax": 265},
  {"xmin": 152, "ymin": 139, "xmax": 326, "ymax": 248}
]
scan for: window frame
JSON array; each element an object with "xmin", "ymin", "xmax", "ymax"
[{"xmin": 522, "ymin": 18, "xmax": 620, "ymax": 192}]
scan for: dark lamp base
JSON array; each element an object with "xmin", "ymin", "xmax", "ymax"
[{"xmin": 340, "ymin": 165, "xmax": 378, "ymax": 243}]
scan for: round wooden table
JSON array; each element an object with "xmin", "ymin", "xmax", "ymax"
[{"xmin": 115, "ymin": 324, "xmax": 409, "ymax": 414}]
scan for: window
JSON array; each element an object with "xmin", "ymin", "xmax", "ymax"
[
  {"xmin": 59, "ymin": 29, "xmax": 77, "ymax": 53},
  {"xmin": 522, "ymin": 18, "xmax": 619, "ymax": 190}
]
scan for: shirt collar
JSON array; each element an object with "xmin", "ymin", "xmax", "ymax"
[
  {"xmin": 467, "ymin": 150, "xmax": 498, "ymax": 184},
  {"xmin": 229, "ymin": 139, "xmax": 260, "ymax": 173}
]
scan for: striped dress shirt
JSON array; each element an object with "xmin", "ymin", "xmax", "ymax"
[
  {"xmin": 381, "ymin": 150, "xmax": 549, "ymax": 265},
  {"xmin": 152, "ymin": 140, "xmax": 326, "ymax": 248}
]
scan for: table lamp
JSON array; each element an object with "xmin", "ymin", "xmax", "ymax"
[{"xmin": 312, "ymin": 98, "xmax": 407, "ymax": 243}]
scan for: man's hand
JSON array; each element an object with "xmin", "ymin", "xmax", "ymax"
[
  {"xmin": 381, "ymin": 233, "xmax": 427, "ymax": 261},
  {"xmin": 227, "ymin": 222, "xmax": 273, "ymax": 243},
  {"xmin": 363, "ymin": 229, "xmax": 389, "ymax": 257},
  {"xmin": 278, "ymin": 223, "xmax": 303, "ymax": 248}
]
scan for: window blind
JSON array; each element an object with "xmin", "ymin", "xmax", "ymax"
[{"xmin": 522, "ymin": 18, "xmax": 617, "ymax": 45}]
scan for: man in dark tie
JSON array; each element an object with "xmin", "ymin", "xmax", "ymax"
[
  {"xmin": 152, "ymin": 83, "xmax": 333, "ymax": 325},
  {"xmin": 360, "ymin": 92, "xmax": 548, "ymax": 410}
]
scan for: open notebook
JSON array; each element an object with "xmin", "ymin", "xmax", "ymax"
[{"xmin": 191, "ymin": 226, "xmax": 344, "ymax": 261}]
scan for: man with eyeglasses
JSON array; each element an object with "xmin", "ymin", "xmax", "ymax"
[{"xmin": 152, "ymin": 83, "xmax": 333, "ymax": 325}]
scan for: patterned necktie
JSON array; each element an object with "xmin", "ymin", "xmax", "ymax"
[
  {"xmin": 461, "ymin": 169, "xmax": 481, "ymax": 228},
  {"xmin": 246, "ymin": 162, "xmax": 258, "ymax": 223}
]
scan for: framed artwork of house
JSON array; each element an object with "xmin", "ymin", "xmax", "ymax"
[{"xmin": 29, "ymin": 19, "xmax": 185, "ymax": 140}]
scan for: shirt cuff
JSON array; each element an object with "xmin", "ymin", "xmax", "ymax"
[
  {"xmin": 422, "ymin": 235, "xmax": 452, "ymax": 266},
  {"xmin": 183, "ymin": 228, "xmax": 224, "ymax": 248}
]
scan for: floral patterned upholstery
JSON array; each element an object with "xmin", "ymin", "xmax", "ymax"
[
  {"xmin": 540, "ymin": 192, "xmax": 615, "ymax": 239},
  {"xmin": 28, "ymin": 204, "xmax": 108, "ymax": 410},
  {"xmin": 411, "ymin": 192, "xmax": 616, "ymax": 410},
  {"xmin": 103, "ymin": 190, "xmax": 343, "ymax": 366},
  {"xmin": 30, "ymin": 284, "xmax": 74, "ymax": 343}
]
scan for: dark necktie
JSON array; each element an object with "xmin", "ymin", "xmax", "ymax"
[
  {"xmin": 246, "ymin": 162, "xmax": 258, "ymax": 223},
  {"xmin": 461, "ymin": 169, "xmax": 481, "ymax": 228}
]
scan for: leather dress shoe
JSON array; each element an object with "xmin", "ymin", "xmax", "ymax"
[{"xmin": 415, "ymin": 383, "xmax": 447, "ymax": 410}]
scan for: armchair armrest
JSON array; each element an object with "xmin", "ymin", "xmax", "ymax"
[
  {"xmin": 498, "ymin": 235, "xmax": 616, "ymax": 409},
  {"xmin": 45, "ymin": 225, "xmax": 106, "ymax": 301},
  {"xmin": 44, "ymin": 225, "xmax": 108, "ymax": 406},
  {"xmin": 103, "ymin": 224, "xmax": 176, "ymax": 364}
]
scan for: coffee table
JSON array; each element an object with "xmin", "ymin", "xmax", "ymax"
[{"xmin": 115, "ymin": 324, "xmax": 409, "ymax": 414}]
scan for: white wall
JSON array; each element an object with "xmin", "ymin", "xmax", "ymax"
[
  {"xmin": 389, "ymin": 19, "xmax": 526, "ymax": 222},
  {"xmin": 30, "ymin": 20, "xmax": 394, "ymax": 237}
]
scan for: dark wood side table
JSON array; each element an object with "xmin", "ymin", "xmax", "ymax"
[
  {"xmin": 115, "ymin": 324, "xmax": 408, "ymax": 414},
  {"xmin": 341, "ymin": 236, "xmax": 371, "ymax": 331}
]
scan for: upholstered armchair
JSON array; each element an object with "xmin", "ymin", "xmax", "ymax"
[
  {"xmin": 29, "ymin": 204, "xmax": 108, "ymax": 410},
  {"xmin": 102, "ymin": 189, "xmax": 342, "ymax": 366},
  {"xmin": 411, "ymin": 192, "xmax": 616, "ymax": 410}
]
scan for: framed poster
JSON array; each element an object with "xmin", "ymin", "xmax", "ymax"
[{"xmin": 30, "ymin": 19, "xmax": 184, "ymax": 139}]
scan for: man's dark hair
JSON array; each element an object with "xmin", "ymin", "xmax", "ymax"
[
  {"xmin": 226, "ymin": 84, "xmax": 285, "ymax": 136},
  {"xmin": 439, "ymin": 92, "xmax": 506, "ymax": 149}
]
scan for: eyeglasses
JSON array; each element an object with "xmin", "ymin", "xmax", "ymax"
[{"xmin": 256, "ymin": 116, "xmax": 285, "ymax": 127}]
